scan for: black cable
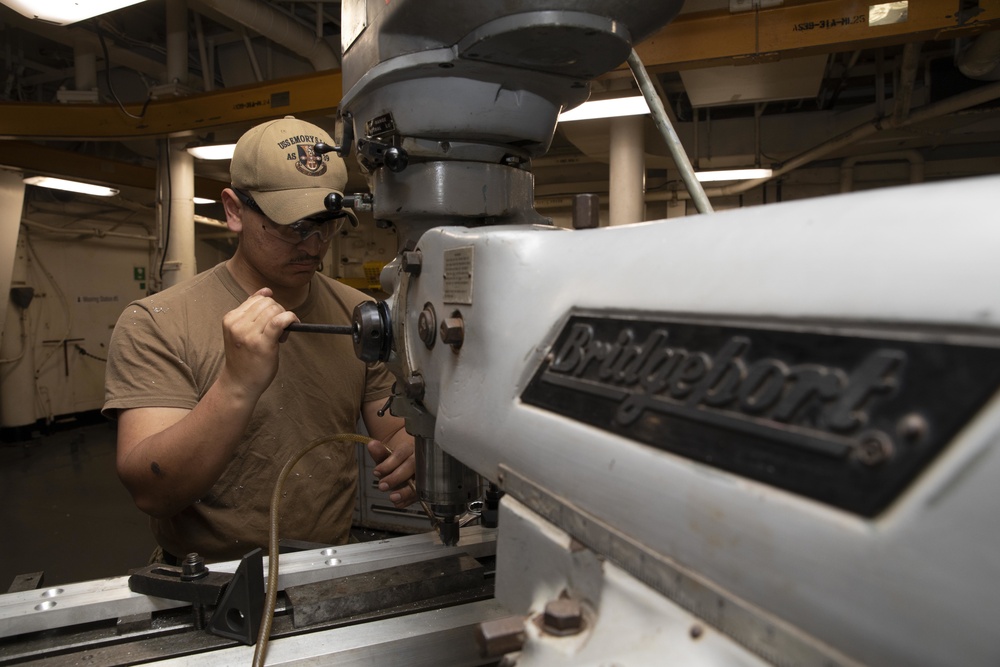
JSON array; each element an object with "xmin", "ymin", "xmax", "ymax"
[
  {"xmin": 75, "ymin": 345, "xmax": 107, "ymax": 363},
  {"xmin": 92, "ymin": 18, "xmax": 152, "ymax": 120},
  {"xmin": 158, "ymin": 143, "xmax": 171, "ymax": 283}
]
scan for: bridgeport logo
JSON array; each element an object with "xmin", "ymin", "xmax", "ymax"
[
  {"xmin": 519, "ymin": 312, "xmax": 1000, "ymax": 516},
  {"xmin": 544, "ymin": 322, "xmax": 903, "ymax": 453}
]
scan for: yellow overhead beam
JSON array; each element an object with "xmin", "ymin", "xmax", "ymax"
[
  {"xmin": 1, "ymin": 2, "xmax": 998, "ymax": 141},
  {"xmin": 636, "ymin": 0, "xmax": 1000, "ymax": 70},
  {"xmin": 0, "ymin": 141, "xmax": 227, "ymax": 200},
  {"xmin": 0, "ymin": 70, "xmax": 343, "ymax": 141}
]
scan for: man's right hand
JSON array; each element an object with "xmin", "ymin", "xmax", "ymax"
[
  {"xmin": 117, "ymin": 288, "xmax": 299, "ymax": 518},
  {"xmin": 219, "ymin": 288, "xmax": 300, "ymax": 401}
]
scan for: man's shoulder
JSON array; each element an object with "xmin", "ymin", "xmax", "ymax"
[{"xmin": 131, "ymin": 263, "xmax": 232, "ymax": 311}]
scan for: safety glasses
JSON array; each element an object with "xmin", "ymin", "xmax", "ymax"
[{"xmin": 233, "ymin": 188, "xmax": 345, "ymax": 244}]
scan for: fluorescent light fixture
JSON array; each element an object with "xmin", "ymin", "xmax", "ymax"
[
  {"xmin": 186, "ymin": 144, "xmax": 237, "ymax": 160},
  {"xmin": 193, "ymin": 197, "xmax": 217, "ymax": 205},
  {"xmin": 694, "ymin": 168, "xmax": 774, "ymax": 182},
  {"xmin": 558, "ymin": 96, "xmax": 650, "ymax": 122},
  {"xmin": 23, "ymin": 176, "xmax": 119, "ymax": 197},
  {"xmin": 0, "ymin": 0, "xmax": 148, "ymax": 25}
]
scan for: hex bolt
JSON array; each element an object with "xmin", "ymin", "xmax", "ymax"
[
  {"xmin": 542, "ymin": 598, "xmax": 583, "ymax": 636},
  {"xmin": 475, "ymin": 615, "xmax": 527, "ymax": 658},
  {"xmin": 417, "ymin": 304, "xmax": 437, "ymax": 348},
  {"xmin": 181, "ymin": 553, "xmax": 207, "ymax": 581},
  {"xmin": 440, "ymin": 316, "xmax": 465, "ymax": 348},
  {"xmin": 403, "ymin": 374, "xmax": 425, "ymax": 401},
  {"xmin": 401, "ymin": 250, "xmax": 422, "ymax": 275}
]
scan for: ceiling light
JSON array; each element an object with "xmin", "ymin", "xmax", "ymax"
[
  {"xmin": 23, "ymin": 176, "xmax": 119, "ymax": 197},
  {"xmin": 694, "ymin": 168, "xmax": 774, "ymax": 183},
  {"xmin": 0, "ymin": 0, "xmax": 149, "ymax": 26},
  {"xmin": 193, "ymin": 197, "xmax": 217, "ymax": 205},
  {"xmin": 558, "ymin": 96, "xmax": 650, "ymax": 122},
  {"xmin": 186, "ymin": 144, "xmax": 236, "ymax": 160}
]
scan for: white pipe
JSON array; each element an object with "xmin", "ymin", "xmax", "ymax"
[
  {"xmin": 73, "ymin": 45, "xmax": 97, "ymax": 92},
  {"xmin": 20, "ymin": 219, "xmax": 156, "ymax": 241},
  {"xmin": 957, "ymin": 30, "xmax": 1000, "ymax": 81},
  {"xmin": 608, "ymin": 115, "xmax": 645, "ymax": 226},
  {"xmin": 194, "ymin": 0, "xmax": 340, "ymax": 71},
  {"xmin": 839, "ymin": 150, "xmax": 924, "ymax": 193}
]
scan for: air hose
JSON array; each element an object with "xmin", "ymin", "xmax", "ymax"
[{"xmin": 251, "ymin": 433, "xmax": 431, "ymax": 666}]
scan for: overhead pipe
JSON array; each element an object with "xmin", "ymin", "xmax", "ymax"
[
  {"xmin": 839, "ymin": 150, "xmax": 924, "ymax": 193},
  {"xmin": 242, "ymin": 28, "xmax": 265, "ymax": 82},
  {"xmin": 957, "ymin": 30, "xmax": 1000, "ymax": 81},
  {"xmin": 2, "ymin": 13, "xmax": 167, "ymax": 82},
  {"xmin": 643, "ymin": 79, "xmax": 1000, "ymax": 203},
  {"xmin": 893, "ymin": 42, "xmax": 923, "ymax": 125},
  {"xmin": 20, "ymin": 219, "xmax": 156, "ymax": 242},
  {"xmin": 194, "ymin": 0, "xmax": 340, "ymax": 71}
]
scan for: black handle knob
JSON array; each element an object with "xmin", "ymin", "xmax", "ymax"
[{"xmin": 384, "ymin": 146, "xmax": 409, "ymax": 173}]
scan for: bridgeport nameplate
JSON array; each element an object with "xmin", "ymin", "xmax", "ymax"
[{"xmin": 523, "ymin": 313, "xmax": 1000, "ymax": 516}]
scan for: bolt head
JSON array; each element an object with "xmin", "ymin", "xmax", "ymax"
[
  {"xmin": 403, "ymin": 375, "xmax": 425, "ymax": 400},
  {"xmin": 417, "ymin": 307, "xmax": 436, "ymax": 348},
  {"xmin": 543, "ymin": 598, "xmax": 583, "ymax": 635},
  {"xmin": 475, "ymin": 616, "xmax": 526, "ymax": 658},
  {"xmin": 440, "ymin": 317, "xmax": 465, "ymax": 347},
  {"xmin": 402, "ymin": 251, "xmax": 422, "ymax": 275}
]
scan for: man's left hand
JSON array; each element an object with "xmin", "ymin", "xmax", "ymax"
[{"xmin": 367, "ymin": 438, "xmax": 417, "ymax": 508}]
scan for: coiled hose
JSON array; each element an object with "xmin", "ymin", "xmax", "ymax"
[{"xmin": 251, "ymin": 433, "xmax": 432, "ymax": 667}]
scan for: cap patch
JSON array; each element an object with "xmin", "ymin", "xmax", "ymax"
[{"xmin": 291, "ymin": 142, "xmax": 328, "ymax": 177}]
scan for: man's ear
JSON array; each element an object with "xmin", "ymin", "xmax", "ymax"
[{"xmin": 221, "ymin": 188, "xmax": 243, "ymax": 233}]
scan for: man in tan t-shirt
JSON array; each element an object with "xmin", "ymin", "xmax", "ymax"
[{"xmin": 103, "ymin": 116, "xmax": 415, "ymax": 563}]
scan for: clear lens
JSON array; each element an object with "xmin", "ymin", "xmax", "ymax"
[
  {"xmin": 289, "ymin": 216, "xmax": 345, "ymax": 242},
  {"xmin": 261, "ymin": 215, "xmax": 345, "ymax": 244},
  {"xmin": 234, "ymin": 188, "xmax": 344, "ymax": 245}
]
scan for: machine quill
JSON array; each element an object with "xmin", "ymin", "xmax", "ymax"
[{"xmin": 2, "ymin": 1, "xmax": 1000, "ymax": 665}]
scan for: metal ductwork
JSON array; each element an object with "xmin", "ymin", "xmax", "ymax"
[{"xmin": 193, "ymin": 0, "xmax": 340, "ymax": 72}]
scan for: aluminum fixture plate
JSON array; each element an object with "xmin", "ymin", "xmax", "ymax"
[{"xmin": 0, "ymin": 527, "xmax": 496, "ymax": 639}]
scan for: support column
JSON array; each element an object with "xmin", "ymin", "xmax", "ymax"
[
  {"xmin": 161, "ymin": 139, "xmax": 197, "ymax": 288},
  {"xmin": 166, "ymin": 0, "xmax": 188, "ymax": 85},
  {"xmin": 0, "ymin": 169, "xmax": 34, "ymax": 428},
  {"xmin": 608, "ymin": 115, "xmax": 645, "ymax": 226},
  {"xmin": 160, "ymin": 0, "xmax": 196, "ymax": 289}
]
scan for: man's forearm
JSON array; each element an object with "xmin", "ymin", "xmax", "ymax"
[{"xmin": 117, "ymin": 371, "xmax": 259, "ymax": 518}]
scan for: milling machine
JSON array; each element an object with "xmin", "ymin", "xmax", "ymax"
[{"xmin": 3, "ymin": 1, "xmax": 1000, "ymax": 666}]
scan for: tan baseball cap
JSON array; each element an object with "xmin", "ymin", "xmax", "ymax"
[{"xmin": 230, "ymin": 116, "xmax": 348, "ymax": 225}]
